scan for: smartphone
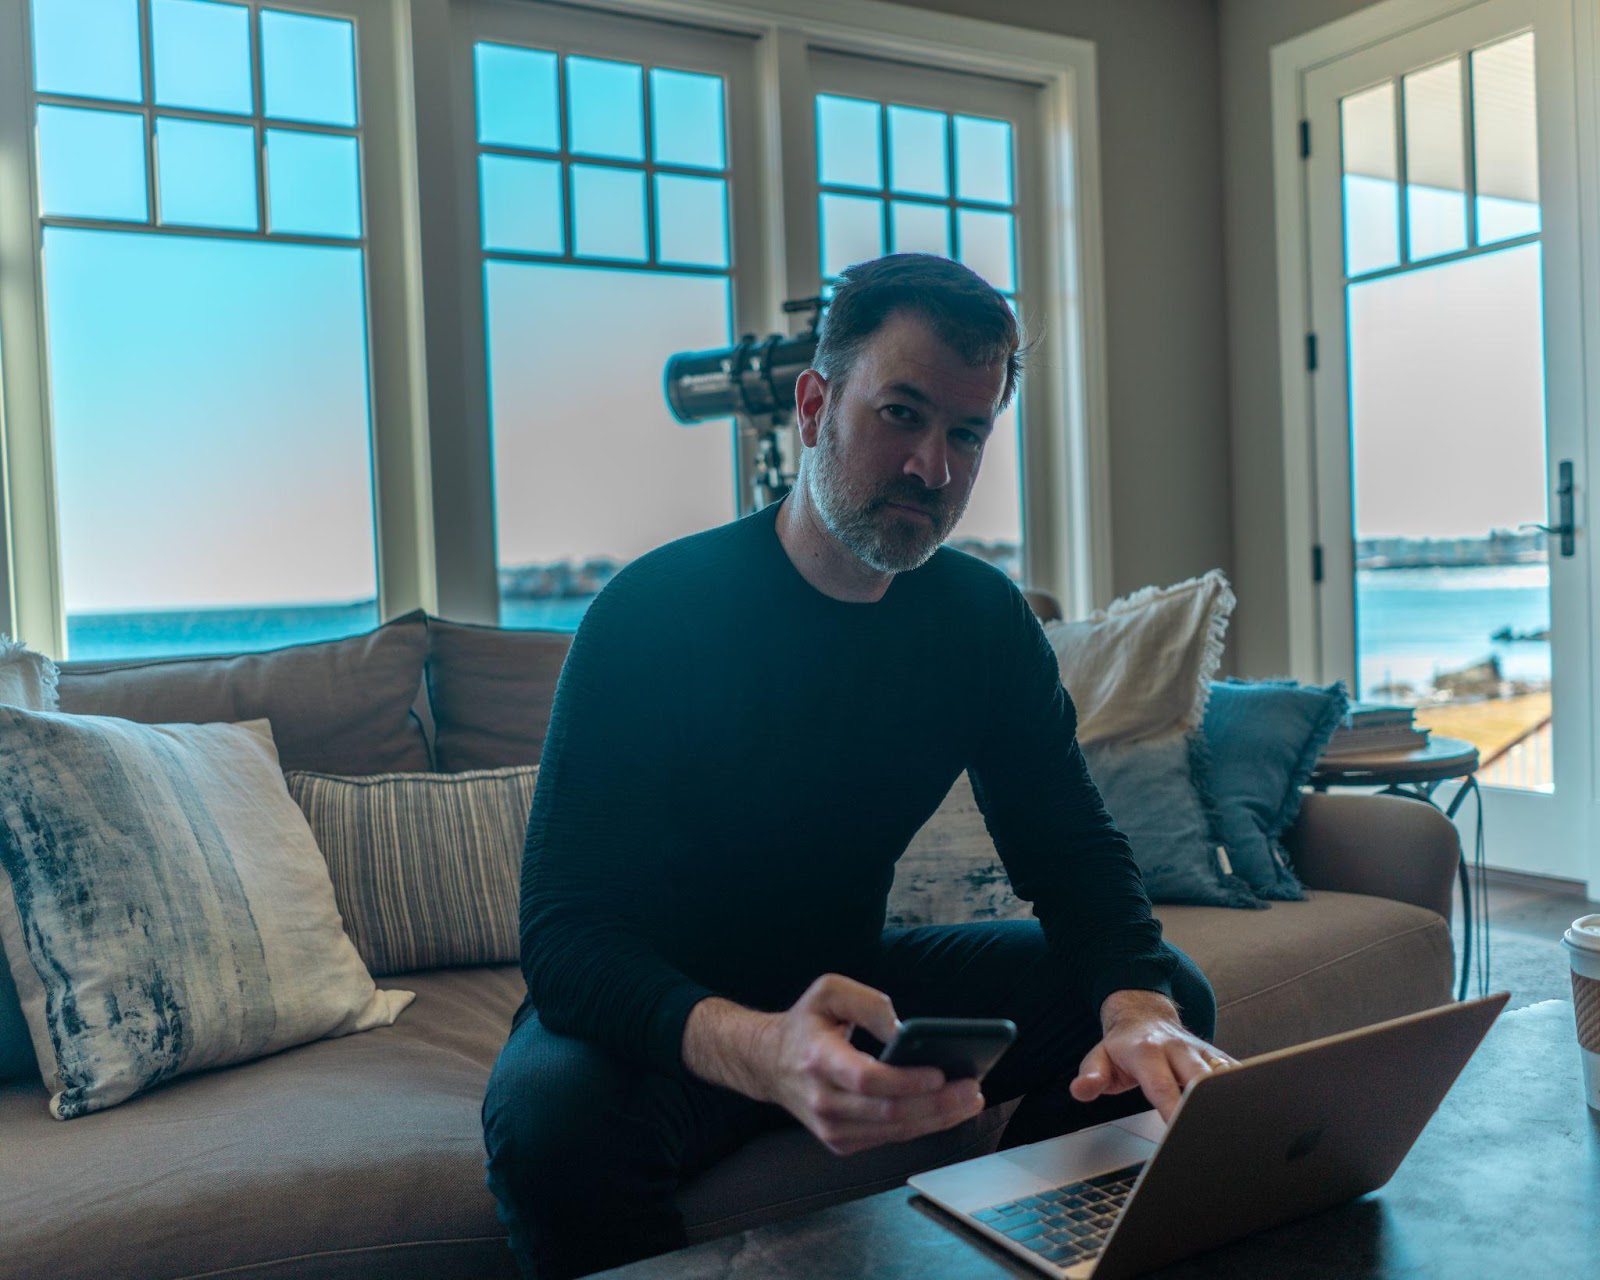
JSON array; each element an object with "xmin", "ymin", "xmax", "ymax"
[{"xmin": 877, "ymin": 1017, "xmax": 1017, "ymax": 1081}]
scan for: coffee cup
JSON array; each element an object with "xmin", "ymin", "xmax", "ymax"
[{"xmin": 1564, "ymin": 914, "xmax": 1600, "ymax": 1111}]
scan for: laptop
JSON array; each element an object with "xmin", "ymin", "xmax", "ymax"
[{"xmin": 909, "ymin": 992, "xmax": 1508, "ymax": 1278}]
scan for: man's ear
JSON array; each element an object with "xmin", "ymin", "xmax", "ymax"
[{"xmin": 794, "ymin": 368, "xmax": 829, "ymax": 447}]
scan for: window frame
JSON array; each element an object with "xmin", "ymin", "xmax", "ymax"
[
  {"xmin": 0, "ymin": 0, "xmax": 1111, "ymax": 656},
  {"xmin": 0, "ymin": 0, "xmax": 434, "ymax": 656}
]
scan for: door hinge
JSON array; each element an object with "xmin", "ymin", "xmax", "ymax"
[
  {"xmin": 1312, "ymin": 544, "xmax": 1325, "ymax": 583},
  {"xmin": 1299, "ymin": 120, "xmax": 1311, "ymax": 158},
  {"xmin": 1306, "ymin": 332, "xmax": 1318, "ymax": 372}
]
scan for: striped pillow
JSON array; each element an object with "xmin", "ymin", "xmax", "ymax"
[{"xmin": 286, "ymin": 767, "xmax": 538, "ymax": 977}]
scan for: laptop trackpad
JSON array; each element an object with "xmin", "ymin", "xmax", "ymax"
[{"xmin": 998, "ymin": 1122, "xmax": 1158, "ymax": 1186}]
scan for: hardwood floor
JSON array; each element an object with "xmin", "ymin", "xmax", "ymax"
[{"xmin": 1454, "ymin": 869, "xmax": 1596, "ymax": 1009}]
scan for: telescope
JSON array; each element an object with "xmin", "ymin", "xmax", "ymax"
[{"xmin": 662, "ymin": 297, "xmax": 825, "ymax": 509}]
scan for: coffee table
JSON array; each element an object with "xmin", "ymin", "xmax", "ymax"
[{"xmin": 597, "ymin": 1001, "xmax": 1600, "ymax": 1277}]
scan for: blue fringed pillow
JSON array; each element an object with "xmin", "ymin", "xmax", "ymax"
[
  {"xmin": 1082, "ymin": 734, "xmax": 1262, "ymax": 910},
  {"xmin": 1200, "ymin": 679, "xmax": 1350, "ymax": 900}
]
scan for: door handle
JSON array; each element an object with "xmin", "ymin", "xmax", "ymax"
[{"xmin": 1520, "ymin": 459, "xmax": 1577, "ymax": 558}]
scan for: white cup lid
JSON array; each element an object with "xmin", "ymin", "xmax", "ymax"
[{"xmin": 1565, "ymin": 914, "xmax": 1600, "ymax": 953}]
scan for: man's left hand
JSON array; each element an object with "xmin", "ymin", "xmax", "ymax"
[{"xmin": 1069, "ymin": 989, "xmax": 1237, "ymax": 1122}]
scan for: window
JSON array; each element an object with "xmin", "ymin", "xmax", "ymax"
[
  {"xmin": 809, "ymin": 50, "xmax": 1035, "ymax": 584},
  {"xmin": 465, "ymin": 5, "xmax": 752, "ymax": 629},
  {"xmin": 0, "ymin": 0, "xmax": 1104, "ymax": 655},
  {"xmin": 24, "ymin": 0, "xmax": 380, "ymax": 658}
]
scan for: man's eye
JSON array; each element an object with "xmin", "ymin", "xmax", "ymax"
[
  {"xmin": 954, "ymin": 430, "xmax": 985, "ymax": 450},
  {"xmin": 883, "ymin": 404, "xmax": 917, "ymax": 424}
]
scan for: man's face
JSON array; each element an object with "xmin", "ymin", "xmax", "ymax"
[{"xmin": 803, "ymin": 310, "xmax": 1006, "ymax": 574}]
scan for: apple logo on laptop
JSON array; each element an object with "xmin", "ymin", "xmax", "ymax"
[{"xmin": 1285, "ymin": 1125, "xmax": 1327, "ymax": 1163}]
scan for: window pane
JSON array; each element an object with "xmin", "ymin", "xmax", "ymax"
[
  {"xmin": 656, "ymin": 174, "xmax": 728, "ymax": 268},
  {"xmin": 1341, "ymin": 82, "xmax": 1400, "ymax": 277},
  {"xmin": 153, "ymin": 0, "xmax": 253, "ymax": 115},
  {"xmin": 888, "ymin": 105, "xmax": 948, "ymax": 198},
  {"xmin": 953, "ymin": 115, "xmax": 1011, "ymax": 204},
  {"xmin": 571, "ymin": 165, "xmax": 646, "ymax": 262},
  {"xmin": 266, "ymin": 130, "xmax": 361, "ymax": 238},
  {"xmin": 43, "ymin": 228, "xmax": 378, "ymax": 658},
  {"xmin": 261, "ymin": 9, "xmax": 357, "ymax": 127},
  {"xmin": 475, "ymin": 43, "xmax": 559, "ymax": 152},
  {"xmin": 817, "ymin": 95, "xmax": 882, "ymax": 190},
  {"xmin": 31, "ymin": 0, "xmax": 143, "ymax": 102},
  {"xmin": 650, "ymin": 68, "xmax": 725, "ymax": 170},
  {"xmin": 1473, "ymin": 34, "xmax": 1540, "ymax": 244},
  {"xmin": 1348, "ymin": 245, "xmax": 1550, "ymax": 787},
  {"xmin": 950, "ymin": 399, "xmax": 1022, "ymax": 583},
  {"xmin": 890, "ymin": 200, "xmax": 950, "ymax": 257},
  {"xmin": 820, "ymin": 193, "xmax": 884, "ymax": 278},
  {"xmin": 1404, "ymin": 59, "xmax": 1467, "ymax": 260},
  {"xmin": 481, "ymin": 155, "xmax": 563, "ymax": 254},
  {"xmin": 37, "ymin": 106, "xmax": 148, "ymax": 222},
  {"xmin": 567, "ymin": 57, "xmax": 644, "ymax": 161},
  {"xmin": 485, "ymin": 264, "xmax": 735, "ymax": 629},
  {"xmin": 157, "ymin": 117, "xmax": 256, "ymax": 230},
  {"xmin": 956, "ymin": 208, "xmax": 1015, "ymax": 293}
]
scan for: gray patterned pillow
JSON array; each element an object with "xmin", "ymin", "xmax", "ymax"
[
  {"xmin": 0, "ymin": 709, "xmax": 413, "ymax": 1120},
  {"xmin": 889, "ymin": 773, "xmax": 1028, "ymax": 928},
  {"xmin": 285, "ymin": 767, "xmax": 538, "ymax": 976}
]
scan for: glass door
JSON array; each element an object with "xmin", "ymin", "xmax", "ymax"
[{"xmin": 1303, "ymin": 0, "xmax": 1591, "ymax": 878}]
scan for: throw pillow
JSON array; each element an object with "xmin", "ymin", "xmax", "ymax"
[
  {"xmin": 0, "ymin": 635, "xmax": 58, "ymax": 712},
  {"xmin": 0, "ymin": 636, "xmax": 57, "ymax": 1085},
  {"xmin": 285, "ymin": 766, "xmax": 539, "ymax": 976},
  {"xmin": 888, "ymin": 772, "xmax": 1029, "ymax": 928},
  {"xmin": 1201, "ymin": 679, "xmax": 1350, "ymax": 901},
  {"xmin": 1082, "ymin": 733, "xmax": 1262, "ymax": 909},
  {"xmin": 0, "ymin": 709, "xmax": 413, "ymax": 1119},
  {"xmin": 1045, "ymin": 571, "xmax": 1235, "ymax": 746}
]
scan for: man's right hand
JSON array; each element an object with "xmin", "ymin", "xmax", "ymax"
[{"xmin": 682, "ymin": 975, "xmax": 985, "ymax": 1157}]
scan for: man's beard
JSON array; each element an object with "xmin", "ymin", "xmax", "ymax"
[{"xmin": 805, "ymin": 407, "xmax": 972, "ymax": 574}]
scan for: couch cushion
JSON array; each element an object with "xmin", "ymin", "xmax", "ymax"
[
  {"xmin": 1156, "ymin": 890, "xmax": 1455, "ymax": 1059},
  {"xmin": 426, "ymin": 618, "xmax": 572, "ymax": 771},
  {"xmin": 0, "ymin": 965, "xmax": 524, "ymax": 1280},
  {"xmin": 56, "ymin": 611, "xmax": 431, "ymax": 776}
]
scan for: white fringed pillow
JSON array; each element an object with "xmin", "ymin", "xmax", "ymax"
[
  {"xmin": 0, "ymin": 636, "xmax": 58, "ymax": 712},
  {"xmin": 1045, "ymin": 571, "xmax": 1235, "ymax": 746}
]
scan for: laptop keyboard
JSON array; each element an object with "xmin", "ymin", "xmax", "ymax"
[{"xmin": 969, "ymin": 1163, "xmax": 1145, "ymax": 1268}]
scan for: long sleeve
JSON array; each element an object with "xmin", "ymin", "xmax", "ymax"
[
  {"xmin": 966, "ymin": 586, "xmax": 1177, "ymax": 1013},
  {"xmin": 518, "ymin": 576, "xmax": 714, "ymax": 1078}
]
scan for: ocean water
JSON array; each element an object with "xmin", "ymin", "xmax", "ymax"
[
  {"xmin": 62, "ymin": 568, "xmax": 1551, "ymax": 690},
  {"xmin": 1356, "ymin": 564, "xmax": 1550, "ymax": 697},
  {"xmin": 64, "ymin": 596, "xmax": 592, "ymax": 661}
]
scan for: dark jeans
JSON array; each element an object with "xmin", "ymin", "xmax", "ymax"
[{"xmin": 482, "ymin": 923, "xmax": 1215, "ymax": 1279}]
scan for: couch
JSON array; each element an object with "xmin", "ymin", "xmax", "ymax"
[{"xmin": 0, "ymin": 610, "xmax": 1459, "ymax": 1279}]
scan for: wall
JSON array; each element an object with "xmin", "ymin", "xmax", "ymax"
[
  {"xmin": 1217, "ymin": 0, "xmax": 1388, "ymax": 674},
  {"xmin": 905, "ymin": 0, "xmax": 1234, "ymax": 605}
]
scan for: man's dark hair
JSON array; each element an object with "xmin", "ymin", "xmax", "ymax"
[{"xmin": 812, "ymin": 254, "xmax": 1026, "ymax": 410}]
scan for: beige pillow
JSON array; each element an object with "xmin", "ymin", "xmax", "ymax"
[
  {"xmin": 0, "ymin": 710, "xmax": 413, "ymax": 1119},
  {"xmin": 0, "ymin": 636, "xmax": 58, "ymax": 711},
  {"xmin": 1045, "ymin": 571, "xmax": 1235, "ymax": 746}
]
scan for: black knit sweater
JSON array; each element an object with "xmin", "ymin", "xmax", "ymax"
[{"xmin": 518, "ymin": 499, "xmax": 1174, "ymax": 1077}]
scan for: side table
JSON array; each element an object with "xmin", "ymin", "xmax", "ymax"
[{"xmin": 1310, "ymin": 736, "xmax": 1484, "ymax": 1001}]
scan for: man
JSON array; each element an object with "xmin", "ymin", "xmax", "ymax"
[{"xmin": 483, "ymin": 254, "xmax": 1232, "ymax": 1279}]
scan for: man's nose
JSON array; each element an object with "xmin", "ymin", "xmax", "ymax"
[{"xmin": 904, "ymin": 432, "xmax": 951, "ymax": 490}]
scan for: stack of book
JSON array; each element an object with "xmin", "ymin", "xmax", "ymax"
[{"xmin": 1321, "ymin": 702, "xmax": 1431, "ymax": 758}]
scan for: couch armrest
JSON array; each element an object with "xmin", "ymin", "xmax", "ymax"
[{"xmin": 1282, "ymin": 792, "xmax": 1459, "ymax": 924}]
